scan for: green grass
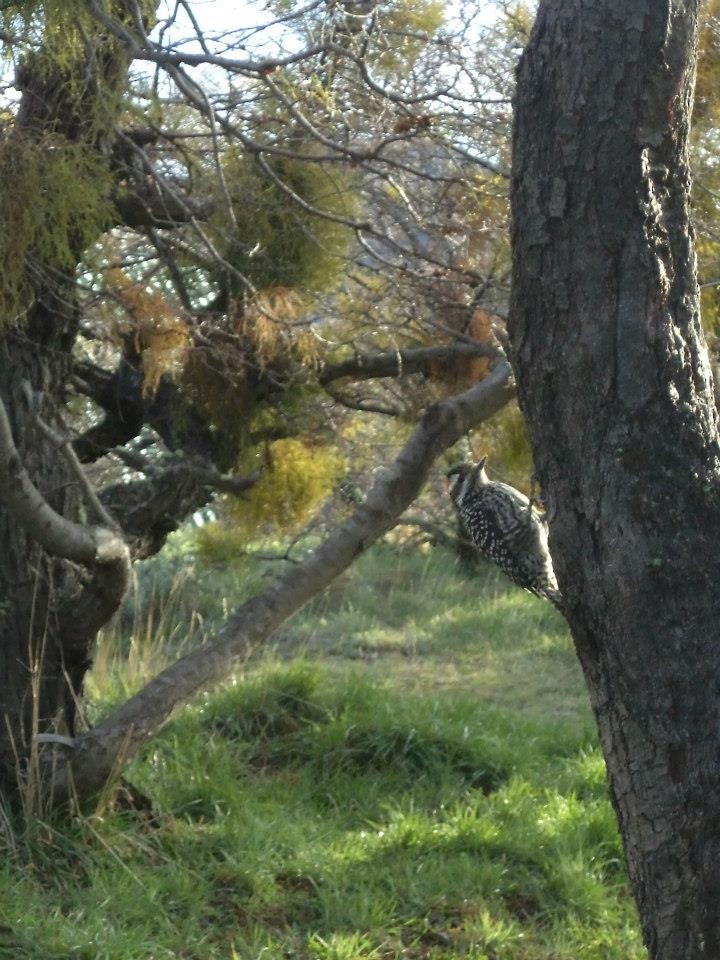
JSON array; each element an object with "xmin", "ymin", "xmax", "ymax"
[{"xmin": 0, "ymin": 546, "xmax": 645, "ymax": 959}]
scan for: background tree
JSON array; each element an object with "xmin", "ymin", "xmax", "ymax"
[
  {"xmin": 509, "ymin": 1, "xmax": 720, "ymax": 957},
  {"xmin": 0, "ymin": 0, "xmax": 518, "ymax": 805}
]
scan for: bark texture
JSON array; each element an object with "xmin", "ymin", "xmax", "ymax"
[
  {"xmin": 0, "ymin": 10, "xmax": 141, "ymax": 797},
  {"xmin": 509, "ymin": 2, "xmax": 720, "ymax": 956}
]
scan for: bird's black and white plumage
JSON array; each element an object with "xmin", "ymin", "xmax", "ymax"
[{"xmin": 446, "ymin": 458, "xmax": 563, "ymax": 609}]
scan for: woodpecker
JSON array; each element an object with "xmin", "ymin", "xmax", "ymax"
[{"xmin": 446, "ymin": 458, "xmax": 563, "ymax": 609}]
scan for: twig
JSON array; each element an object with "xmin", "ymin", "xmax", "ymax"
[{"xmin": 30, "ymin": 397, "xmax": 121, "ymax": 532}]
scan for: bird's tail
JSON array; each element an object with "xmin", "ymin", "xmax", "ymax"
[{"xmin": 542, "ymin": 586, "xmax": 565, "ymax": 615}]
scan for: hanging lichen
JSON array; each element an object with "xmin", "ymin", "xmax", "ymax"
[
  {"xmin": 105, "ymin": 269, "xmax": 191, "ymax": 396},
  {"xmin": 0, "ymin": 133, "xmax": 114, "ymax": 321},
  {"xmin": 240, "ymin": 287, "xmax": 306, "ymax": 366},
  {"xmin": 0, "ymin": 0, "xmax": 156, "ymax": 323},
  {"xmin": 1, "ymin": 1, "xmax": 157, "ymax": 60}
]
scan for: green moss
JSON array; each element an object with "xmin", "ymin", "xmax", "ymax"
[
  {"xmin": 0, "ymin": 134, "xmax": 113, "ymax": 321},
  {"xmin": 1, "ymin": 0, "xmax": 156, "ymax": 43},
  {"xmin": 0, "ymin": 1, "xmax": 152, "ymax": 323},
  {"xmin": 216, "ymin": 153, "xmax": 354, "ymax": 292}
]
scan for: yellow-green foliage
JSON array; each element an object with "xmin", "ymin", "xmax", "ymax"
[
  {"xmin": 231, "ymin": 438, "xmax": 344, "ymax": 533},
  {"xmin": 501, "ymin": 3, "xmax": 535, "ymax": 41},
  {"xmin": 0, "ymin": 134, "xmax": 113, "ymax": 320},
  {"xmin": 196, "ymin": 438, "xmax": 344, "ymax": 558},
  {"xmin": 470, "ymin": 400, "xmax": 534, "ymax": 495},
  {"xmin": 385, "ymin": 0, "xmax": 443, "ymax": 34},
  {"xmin": 1, "ymin": 0, "xmax": 156, "ymax": 43},
  {"xmin": 272, "ymin": 0, "xmax": 444, "ymax": 72},
  {"xmin": 696, "ymin": 0, "xmax": 720, "ymax": 123},
  {"xmin": 217, "ymin": 153, "xmax": 354, "ymax": 292},
  {"xmin": 372, "ymin": 0, "xmax": 445, "ymax": 71}
]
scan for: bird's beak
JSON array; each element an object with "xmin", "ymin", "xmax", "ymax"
[{"xmin": 470, "ymin": 456, "xmax": 487, "ymax": 481}]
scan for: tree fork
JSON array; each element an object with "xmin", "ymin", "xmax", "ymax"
[{"xmin": 509, "ymin": 2, "xmax": 720, "ymax": 956}]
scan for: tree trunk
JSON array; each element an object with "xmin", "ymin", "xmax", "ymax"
[
  {"xmin": 0, "ymin": 10, "xmax": 143, "ymax": 803},
  {"xmin": 509, "ymin": 2, "xmax": 720, "ymax": 956},
  {"xmin": 0, "ymin": 312, "xmax": 80, "ymax": 792}
]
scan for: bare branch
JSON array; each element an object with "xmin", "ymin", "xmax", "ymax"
[
  {"xmin": 86, "ymin": 0, "xmax": 329, "ymax": 75},
  {"xmin": 323, "ymin": 387, "xmax": 403, "ymax": 417},
  {"xmin": 319, "ymin": 342, "xmax": 502, "ymax": 385},
  {"xmin": 113, "ymin": 188, "xmax": 214, "ymax": 229}
]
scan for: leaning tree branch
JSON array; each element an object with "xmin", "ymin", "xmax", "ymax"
[
  {"xmin": 45, "ymin": 362, "xmax": 514, "ymax": 803},
  {"xmin": 30, "ymin": 405, "xmax": 133, "ymax": 643}
]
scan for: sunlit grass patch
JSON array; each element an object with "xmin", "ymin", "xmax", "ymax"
[{"xmin": 0, "ymin": 546, "xmax": 646, "ymax": 959}]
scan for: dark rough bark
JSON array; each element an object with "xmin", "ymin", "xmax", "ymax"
[
  {"xmin": 0, "ymin": 328, "xmax": 82, "ymax": 783},
  {"xmin": 509, "ymin": 2, "xmax": 720, "ymax": 957},
  {"xmin": 72, "ymin": 359, "xmax": 147, "ymax": 463},
  {"xmin": 98, "ymin": 465, "xmax": 238, "ymax": 560},
  {"xmin": 0, "ymin": 12, "xmax": 143, "ymax": 799}
]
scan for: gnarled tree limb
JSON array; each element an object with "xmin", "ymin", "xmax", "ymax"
[
  {"xmin": 0, "ymin": 395, "xmax": 128, "ymax": 576},
  {"xmin": 0, "ymin": 396, "xmax": 131, "ymax": 702},
  {"xmin": 99, "ymin": 461, "xmax": 259, "ymax": 560},
  {"xmin": 72, "ymin": 358, "xmax": 218, "ymax": 463}
]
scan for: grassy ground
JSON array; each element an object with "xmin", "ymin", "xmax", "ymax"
[{"xmin": 0, "ymin": 547, "xmax": 645, "ymax": 960}]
